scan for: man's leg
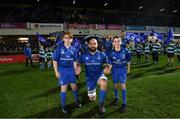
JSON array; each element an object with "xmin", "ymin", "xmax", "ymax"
[
  {"xmin": 39, "ymin": 58, "xmax": 45, "ymax": 71},
  {"xmin": 170, "ymin": 54, "xmax": 174, "ymax": 66},
  {"xmin": 177, "ymin": 55, "xmax": 180, "ymax": 68},
  {"xmin": 156, "ymin": 52, "xmax": 159, "ymax": 64},
  {"xmin": 29, "ymin": 57, "xmax": 33, "ymax": 67},
  {"xmin": 25, "ymin": 57, "xmax": 29, "ymax": 66},
  {"xmin": 147, "ymin": 54, "xmax": 150, "ymax": 63},
  {"xmin": 167, "ymin": 54, "xmax": 170, "ymax": 66},
  {"xmin": 136, "ymin": 52, "xmax": 139, "ymax": 63},
  {"xmin": 154, "ymin": 52, "xmax": 158, "ymax": 64},
  {"xmin": 152, "ymin": 52, "xmax": 155, "ymax": 64}
]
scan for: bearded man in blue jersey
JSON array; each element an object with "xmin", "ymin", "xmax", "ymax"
[{"xmin": 76, "ymin": 37, "xmax": 110, "ymax": 115}]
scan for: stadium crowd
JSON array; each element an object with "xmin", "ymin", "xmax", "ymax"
[
  {"xmin": 0, "ymin": 5, "xmax": 180, "ymax": 26},
  {"xmin": 0, "ymin": 40, "xmax": 38, "ymax": 52}
]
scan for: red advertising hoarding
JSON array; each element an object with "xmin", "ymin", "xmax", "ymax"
[
  {"xmin": 0, "ymin": 55, "xmax": 26, "ymax": 64},
  {"xmin": 0, "ymin": 23, "xmax": 27, "ymax": 29},
  {"xmin": 0, "ymin": 54, "xmax": 39, "ymax": 64}
]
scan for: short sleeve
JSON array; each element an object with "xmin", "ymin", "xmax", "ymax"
[{"xmin": 53, "ymin": 47, "xmax": 60, "ymax": 61}]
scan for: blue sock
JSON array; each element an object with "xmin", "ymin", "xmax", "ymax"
[
  {"xmin": 42, "ymin": 63, "xmax": 44, "ymax": 70},
  {"xmin": 122, "ymin": 89, "xmax": 127, "ymax": 105},
  {"xmin": 40, "ymin": 63, "xmax": 44, "ymax": 70},
  {"xmin": 40, "ymin": 63, "xmax": 42, "ymax": 70},
  {"xmin": 72, "ymin": 89, "xmax": 79, "ymax": 102},
  {"xmin": 48, "ymin": 62, "xmax": 51, "ymax": 68},
  {"xmin": 114, "ymin": 89, "xmax": 119, "ymax": 100},
  {"xmin": 99, "ymin": 89, "xmax": 106, "ymax": 104},
  {"xmin": 60, "ymin": 92, "xmax": 66, "ymax": 107}
]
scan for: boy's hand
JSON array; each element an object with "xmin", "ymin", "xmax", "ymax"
[
  {"xmin": 103, "ymin": 67, "xmax": 111, "ymax": 75},
  {"xmin": 75, "ymin": 66, "xmax": 81, "ymax": 75},
  {"xmin": 55, "ymin": 72, "xmax": 61, "ymax": 79}
]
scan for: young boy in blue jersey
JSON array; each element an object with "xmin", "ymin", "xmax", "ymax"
[
  {"xmin": 107, "ymin": 36, "xmax": 131, "ymax": 113},
  {"xmin": 76, "ymin": 37, "xmax": 109, "ymax": 115},
  {"xmin": 53, "ymin": 31, "xmax": 81, "ymax": 114}
]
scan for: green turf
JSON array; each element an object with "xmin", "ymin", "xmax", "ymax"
[{"xmin": 0, "ymin": 55, "xmax": 180, "ymax": 118}]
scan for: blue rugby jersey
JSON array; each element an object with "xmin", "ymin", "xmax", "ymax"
[
  {"xmin": 78, "ymin": 50, "xmax": 108, "ymax": 78},
  {"xmin": 24, "ymin": 47, "xmax": 32, "ymax": 57},
  {"xmin": 108, "ymin": 48, "xmax": 131, "ymax": 68},
  {"xmin": 53, "ymin": 44, "xmax": 77, "ymax": 69}
]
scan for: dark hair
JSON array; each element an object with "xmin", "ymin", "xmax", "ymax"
[
  {"xmin": 87, "ymin": 37, "xmax": 97, "ymax": 43},
  {"xmin": 112, "ymin": 36, "xmax": 119, "ymax": 41}
]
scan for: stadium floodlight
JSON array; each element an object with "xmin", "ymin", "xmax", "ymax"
[
  {"xmin": 138, "ymin": 6, "xmax": 143, "ymax": 10},
  {"xmin": 73, "ymin": 0, "xmax": 76, "ymax": 5},
  {"xmin": 160, "ymin": 8, "xmax": 165, "ymax": 12},
  {"xmin": 37, "ymin": 0, "xmax": 39, "ymax": 2},
  {"xmin": 174, "ymin": 34, "xmax": 180, "ymax": 36},
  {"xmin": 104, "ymin": 3, "xmax": 108, "ymax": 7},
  {"xmin": 18, "ymin": 38, "xmax": 28, "ymax": 41},
  {"xmin": 172, "ymin": 10, "xmax": 178, "ymax": 13}
]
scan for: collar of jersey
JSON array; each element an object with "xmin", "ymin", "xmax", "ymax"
[{"xmin": 88, "ymin": 50, "xmax": 99, "ymax": 56}]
